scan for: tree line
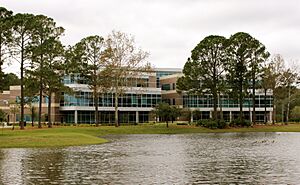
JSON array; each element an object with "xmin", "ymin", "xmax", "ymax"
[
  {"xmin": 0, "ymin": 7, "xmax": 150, "ymax": 129},
  {"xmin": 177, "ymin": 33, "xmax": 299, "ymax": 126}
]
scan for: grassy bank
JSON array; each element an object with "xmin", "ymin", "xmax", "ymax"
[{"xmin": 1, "ymin": 123, "xmax": 300, "ymax": 148}]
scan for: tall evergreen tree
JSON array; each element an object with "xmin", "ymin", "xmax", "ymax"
[
  {"xmin": 226, "ymin": 32, "xmax": 253, "ymax": 124},
  {"xmin": 28, "ymin": 15, "xmax": 64, "ymax": 128},
  {"xmin": 1, "ymin": 73, "xmax": 20, "ymax": 90},
  {"xmin": 43, "ymin": 39, "xmax": 68, "ymax": 128},
  {"xmin": 260, "ymin": 64, "xmax": 273, "ymax": 124},
  {"xmin": 0, "ymin": 7, "xmax": 13, "ymax": 92},
  {"xmin": 247, "ymin": 34, "xmax": 269, "ymax": 124},
  {"xmin": 71, "ymin": 35, "xmax": 108, "ymax": 126},
  {"xmin": 177, "ymin": 35, "xmax": 227, "ymax": 120},
  {"xmin": 10, "ymin": 13, "xmax": 35, "ymax": 129}
]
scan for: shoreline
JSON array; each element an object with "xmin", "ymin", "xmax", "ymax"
[{"xmin": 1, "ymin": 123, "xmax": 300, "ymax": 148}]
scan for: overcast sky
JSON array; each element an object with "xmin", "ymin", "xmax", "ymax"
[{"xmin": 1, "ymin": 0, "xmax": 300, "ymax": 73}]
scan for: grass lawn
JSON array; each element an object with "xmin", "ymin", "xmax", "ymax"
[{"xmin": 1, "ymin": 123, "xmax": 300, "ymax": 148}]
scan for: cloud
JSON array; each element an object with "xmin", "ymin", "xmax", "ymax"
[{"xmin": 1, "ymin": 0, "xmax": 299, "ymax": 73}]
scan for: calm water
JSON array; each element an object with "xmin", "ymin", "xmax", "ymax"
[{"xmin": 1, "ymin": 132, "xmax": 300, "ymax": 184}]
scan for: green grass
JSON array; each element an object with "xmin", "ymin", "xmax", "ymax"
[
  {"xmin": 0, "ymin": 128, "xmax": 108, "ymax": 148},
  {"xmin": 1, "ymin": 123, "xmax": 300, "ymax": 148}
]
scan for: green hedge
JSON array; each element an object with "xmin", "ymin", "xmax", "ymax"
[
  {"xmin": 230, "ymin": 118, "xmax": 251, "ymax": 127},
  {"xmin": 289, "ymin": 118, "xmax": 300, "ymax": 122},
  {"xmin": 196, "ymin": 119, "xmax": 228, "ymax": 129}
]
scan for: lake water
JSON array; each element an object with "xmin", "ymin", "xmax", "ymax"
[{"xmin": 1, "ymin": 132, "xmax": 300, "ymax": 184}]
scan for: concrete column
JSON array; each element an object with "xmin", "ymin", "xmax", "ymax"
[
  {"xmin": 136, "ymin": 111, "xmax": 139, "ymax": 124},
  {"xmin": 74, "ymin": 110, "xmax": 78, "ymax": 124},
  {"xmin": 229, "ymin": 111, "xmax": 232, "ymax": 122},
  {"xmin": 250, "ymin": 111, "xmax": 252, "ymax": 123},
  {"xmin": 269, "ymin": 111, "xmax": 273, "ymax": 123},
  {"xmin": 190, "ymin": 111, "xmax": 193, "ymax": 123}
]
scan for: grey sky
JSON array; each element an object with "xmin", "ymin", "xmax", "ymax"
[{"xmin": 1, "ymin": 0, "xmax": 300, "ymax": 73}]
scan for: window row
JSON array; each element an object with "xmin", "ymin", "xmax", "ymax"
[
  {"xmin": 61, "ymin": 111, "xmax": 150, "ymax": 124},
  {"xmin": 63, "ymin": 74, "xmax": 155, "ymax": 87},
  {"xmin": 61, "ymin": 92, "xmax": 162, "ymax": 107},
  {"xmin": 183, "ymin": 95, "xmax": 273, "ymax": 108}
]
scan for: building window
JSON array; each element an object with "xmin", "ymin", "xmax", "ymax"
[{"xmin": 161, "ymin": 84, "xmax": 171, "ymax": 90}]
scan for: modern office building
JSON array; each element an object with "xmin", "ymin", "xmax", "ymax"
[
  {"xmin": 0, "ymin": 85, "xmax": 60, "ymax": 124},
  {"xmin": 60, "ymin": 71, "xmax": 161, "ymax": 124},
  {"xmin": 0, "ymin": 68, "xmax": 273, "ymax": 124},
  {"xmin": 160, "ymin": 73, "xmax": 274, "ymax": 122}
]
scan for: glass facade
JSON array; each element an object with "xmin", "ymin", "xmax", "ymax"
[
  {"xmin": 63, "ymin": 74, "xmax": 152, "ymax": 87},
  {"xmin": 60, "ymin": 73, "xmax": 162, "ymax": 124},
  {"xmin": 61, "ymin": 111, "xmax": 150, "ymax": 124},
  {"xmin": 192, "ymin": 111, "xmax": 270, "ymax": 123},
  {"xmin": 63, "ymin": 111, "xmax": 75, "ymax": 123},
  {"xmin": 183, "ymin": 95, "xmax": 273, "ymax": 108},
  {"xmin": 58, "ymin": 71, "xmax": 273, "ymax": 124},
  {"xmin": 61, "ymin": 92, "xmax": 161, "ymax": 108},
  {"xmin": 139, "ymin": 111, "xmax": 149, "ymax": 123},
  {"xmin": 63, "ymin": 74, "xmax": 87, "ymax": 84}
]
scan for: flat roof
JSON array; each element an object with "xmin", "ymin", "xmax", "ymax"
[{"xmin": 154, "ymin": 68, "xmax": 182, "ymax": 72}]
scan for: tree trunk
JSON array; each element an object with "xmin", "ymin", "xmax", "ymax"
[
  {"xmin": 0, "ymin": 36, "xmax": 2, "ymax": 65},
  {"xmin": 12, "ymin": 113, "xmax": 16, "ymax": 130},
  {"xmin": 212, "ymin": 92, "xmax": 218, "ymax": 120},
  {"xmin": 252, "ymin": 74, "xmax": 256, "ymax": 125},
  {"xmin": 20, "ymin": 39, "xmax": 25, "ymax": 130},
  {"xmin": 264, "ymin": 88, "xmax": 267, "ymax": 124},
  {"xmin": 282, "ymin": 103, "xmax": 284, "ymax": 124},
  {"xmin": 47, "ymin": 93, "xmax": 52, "ymax": 128},
  {"xmin": 31, "ymin": 107, "xmax": 34, "ymax": 127},
  {"xmin": 287, "ymin": 85, "xmax": 291, "ymax": 123},
  {"xmin": 219, "ymin": 93, "xmax": 223, "ymax": 120},
  {"xmin": 94, "ymin": 89, "xmax": 99, "ymax": 126},
  {"xmin": 166, "ymin": 119, "xmax": 169, "ymax": 128},
  {"xmin": 114, "ymin": 93, "xmax": 119, "ymax": 127},
  {"xmin": 38, "ymin": 88, "xmax": 43, "ymax": 128},
  {"xmin": 38, "ymin": 54, "xmax": 43, "ymax": 128},
  {"xmin": 239, "ymin": 83, "xmax": 244, "ymax": 122},
  {"xmin": 273, "ymin": 103, "xmax": 276, "ymax": 124},
  {"xmin": 0, "ymin": 40, "xmax": 3, "ymax": 91}
]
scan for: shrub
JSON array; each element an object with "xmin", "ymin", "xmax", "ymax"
[
  {"xmin": 217, "ymin": 120, "xmax": 228, "ymax": 129},
  {"xmin": 196, "ymin": 119, "xmax": 218, "ymax": 129},
  {"xmin": 231, "ymin": 118, "xmax": 251, "ymax": 127},
  {"xmin": 289, "ymin": 118, "xmax": 300, "ymax": 123},
  {"xmin": 196, "ymin": 119, "xmax": 227, "ymax": 129},
  {"xmin": 196, "ymin": 119, "xmax": 208, "ymax": 127}
]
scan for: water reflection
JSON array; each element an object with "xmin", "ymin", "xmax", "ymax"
[
  {"xmin": 1, "ymin": 133, "xmax": 300, "ymax": 184},
  {"xmin": 23, "ymin": 149, "xmax": 65, "ymax": 184},
  {"xmin": 0, "ymin": 149, "xmax": 28, "ymax": 184}
]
